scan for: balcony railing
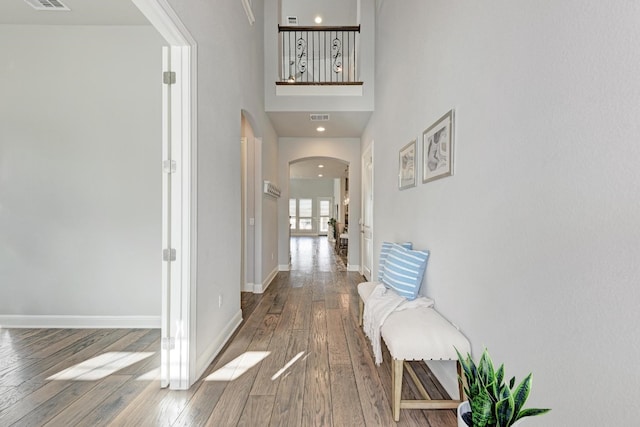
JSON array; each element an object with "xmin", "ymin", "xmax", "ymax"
[{"xmin": 277, "ymin": 25, "xmax": 362, "ymax": 85}]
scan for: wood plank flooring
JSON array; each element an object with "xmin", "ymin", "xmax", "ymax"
[{"xmin": 0, "ymin": 236, "xmax": 456, "ymax": 426}]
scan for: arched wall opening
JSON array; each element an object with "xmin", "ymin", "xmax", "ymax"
[{"xmin": 277, "ymin": 137, "xmax": 361, "ymax": 272}]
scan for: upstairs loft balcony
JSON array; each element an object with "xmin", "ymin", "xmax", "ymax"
[{"xmin": 276, "ymin": 25, "xmax": 363, "ymax": 97}]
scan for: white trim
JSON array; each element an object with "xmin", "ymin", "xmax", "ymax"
[
  {"xmin": 279, "ymin": 264, "xmax": 291, "ymax": 271},
  {"xmin": 194, "ymin": 309, "xmax": 243, "ymax": 381},
  {"xmin": 347, "ymin": 264, "xmax": 361, "ymax": 272},
  {"xmin": 241, "ymin": 0, "xmax": 255, "ymax": 25},
  {"xmin": 132, "ymin": 0, "xmax": 198, "ymax": 390},
  {"xmin": 276, "ymin": 85, "xmax": 363, "ymax": 97},
  {"xmin": 0, "ymin": 315, "xmax": 161, "ymax": 329},
  {"xmin": 243, "ymin": 282, "xmax": 255, "ymax": 293},
  {"xmin": 254, "ymin": 267, "xmax": 278, "ymax": 294},
  {"xmin": 132, "ymin": 0, "xmax": 196, "ymax": 47}
]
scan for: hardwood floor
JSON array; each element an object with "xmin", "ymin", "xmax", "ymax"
[{"xmin": 0, "ymin": 237, "xmax": 456, "ymax": 426}]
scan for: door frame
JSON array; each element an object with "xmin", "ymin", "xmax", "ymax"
[
  {"xmin": 132, "ymin": 0, "xmax": 197, "ymax": 390},
  {"xmin": 361, "ymin": 143, "xmax": 374, "ymax": 280}
]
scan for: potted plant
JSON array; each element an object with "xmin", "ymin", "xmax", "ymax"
[
  {"xmin": 455, "ymin": 348, "xmax": 550, "ymax": 427},
  {"xmin": 327, "ymin": 218, "xmax": 337, "ymax": 242}
]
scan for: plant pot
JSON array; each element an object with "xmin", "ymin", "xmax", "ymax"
[
  {"xmin": 457, "ymin": 401, "xmax": 471, "ymax": 427},
  {"xmin": 457, "ymin": 401, "xmax": 524, "ymax": 427}
]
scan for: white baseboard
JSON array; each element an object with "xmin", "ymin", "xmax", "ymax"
[
  {"xmin": 0, "ymin": 315, "xmax": 161, "ymax": 329},
  {"xmin": 242, "ymin": 282, "xmax": 255, "ymax": 292},
  {"xmin": 347, "ymin": 264, "xmax": 360, "ymax": 272},
  {"xmin": 254, "ymin": 266, "xmax": 278, "ymax": 294},
  {"xmin": 425, "ymin": 360, "xmax": 460, "ymax": 399},
  {"xmin": 278, "ymin": 264, "xmax": 290, "ymax": 271},
  {"xmin": 194, "ymin": 309, "xmax": 243, "ymax": 381}
]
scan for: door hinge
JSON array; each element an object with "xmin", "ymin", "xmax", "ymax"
[
  {"xmin": 163, "ymin": 248, "xmax": 176, "ymax": 262},
  {"xmin": 161, "ymin": 337, "xmax": 176, "ymax": 350},
  {"xmin": 163, "ymin": 160, "xmax": 176, "ymax": 174},
  {"xmin": 163, "ymin": 71, "xmax": 176, "ymax": 85}
]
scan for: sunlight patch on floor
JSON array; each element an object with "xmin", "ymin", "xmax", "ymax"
[
  {"xmin": 271, "ymin": 351, "xmax": 305, "ymax": 380},
  {"xmin": 136, "ymin": 367, "xmax": 160, "ymax": 381},
  {"xmin": 47, "ymin": 352, "xmax": 154, "ymax": 381},
  {"xmin": 205, "ymin": 351, "xmax": 270, "ymax": 381}
]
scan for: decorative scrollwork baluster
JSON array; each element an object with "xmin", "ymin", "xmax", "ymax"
[
  {"xmin": 332, "ymin": 38, "xmax": 343, "ymax": 73},
  {"xmin": 296, "ymin": 37, "xmax": 307, "ymax": 76}
]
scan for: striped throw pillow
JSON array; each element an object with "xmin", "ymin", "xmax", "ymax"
[
  {"xmin": 381, "ymin": 245, "xmax": 429, "ymax": 300},
  {"xmin": 378, "ymin": 241, "xmax": 413, "ymax": 282}
]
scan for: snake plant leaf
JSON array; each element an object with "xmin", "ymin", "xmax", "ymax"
[
  {"xmin": 471, "ymin": 389, "xmax": 493, "ymax": 427},
  {"xmin": 512, "ymin": 373, "xmax": 532, "ymax": 416},
  {"xmin": 495, "ymin": 390, "xmax": 515, "ymax": 427},
  {"xmin": 496, "ymin": 364, "xmax": 505, "ymax": 387},
  {"xmin": 478, "ymin": 349, "xmax": 494, "ymax": 385},
  {"xmin": 509, "ymin": 376, "xmax": 516, "ymax": 389},
  {"xmin": 515, "ymin": 407, "xmax": 552, "ymax": 421}
]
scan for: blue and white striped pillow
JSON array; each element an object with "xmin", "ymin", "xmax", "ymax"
[
  {"xmin": 381, "ymin": 245, "xmax": 429, "ymax": 300},
  {"xmin": 378, "ymin": 241, "xmax": 413, "ymax": 282}
]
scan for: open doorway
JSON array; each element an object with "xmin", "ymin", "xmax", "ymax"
[{"xmin": 289, "ymin": 157, "xmax": 349, "ymax": 265}]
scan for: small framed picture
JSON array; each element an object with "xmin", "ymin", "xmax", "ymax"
[
  {"xmin": 399, "ymin": 139, "xmax": 417, "ymax": 190},
  {"xmin": 422, "ymin": 109, "xmax": 455, "ymax": 183}
]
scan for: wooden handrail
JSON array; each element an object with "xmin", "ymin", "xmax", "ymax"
[{"xmin": 278, "ymin": 25, "xmax": 360, "ymax": 32}]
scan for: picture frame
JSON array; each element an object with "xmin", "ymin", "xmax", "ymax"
[
  {"xmin": 398, "ymin": 139, "xmax": 417, "ymax": 190},
  {"xmin": 422, "ymin": 109, "xmax": 455, "ymax": 183}
]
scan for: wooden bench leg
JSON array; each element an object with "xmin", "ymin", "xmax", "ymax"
[
  {"xmin": 392, "ymin": 359, "xmax": 403, "ymax": 422},
  {"xmin": 359, "ymin": 297, "xmax": 364, "ymax": 326},
  {"xmin": 457, "ymin": 360, "xmax": 466, "ymax": 400}
]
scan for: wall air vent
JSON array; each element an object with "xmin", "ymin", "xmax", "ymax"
[
  {"xmin": 287, "ymin": 16, "xmax": 298, "ymax": 25},
  {"xmin": 310, "ymin": 114, "xmax": 330, "ymax": 122},
  {"xmin": 23, "ymin": 0, "xmax": 70, "ymax": 11}
]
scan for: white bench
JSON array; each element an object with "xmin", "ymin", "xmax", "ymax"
[{"xmin": 358, "ymin": 281, "xmax": 471, "ymax": 421}]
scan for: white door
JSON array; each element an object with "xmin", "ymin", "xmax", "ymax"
[
  {"xmin": 361, "ymin": 144, "xmax": 374, "ymax": 280},
  {"xmin": 134, "ymin": 0, "xmax": 195, "ymax": 391},
  {"xmin": 160, "ymin": 45, "xmax": 190, "ymax": 389},
  {"xmin": 318, "ymin": 197, "xmax": 332, "ymax": 235}
]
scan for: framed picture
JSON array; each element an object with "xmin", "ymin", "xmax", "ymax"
[
  {"xmin": 398, "ymin": 139, "xmax": 417, "ymax": 190},
  {"xmin": 422, "ymin": 109, "xmax": 455, "ymax": 183}
]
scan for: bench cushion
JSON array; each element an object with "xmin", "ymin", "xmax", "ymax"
[
  {"xmin": 381, "ymin": 307, "xmax": 470, "ymax": 361},
  {"xmin": 357, "ymin": 281, "xmax": 380, "ymax": 303}
]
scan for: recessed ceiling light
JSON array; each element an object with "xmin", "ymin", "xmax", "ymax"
[
  {"xmin": 317, "ymin": 126, "xmax": 325, "ymax": 132},
  {"xmin": 318, "ymin": 164, "xmax": 324, "ymax": 168},
  {"xmin": 315, "ymin": 16, "xmax": 323, "ymax": 24},
  {"xmin": 318, "ymin": 174, "xmax": 323, "ymax": 177}
]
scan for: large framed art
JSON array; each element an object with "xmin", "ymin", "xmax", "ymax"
[{"xmin": 422, "ymin": 109, "xmax": 454, "ymax": 184}]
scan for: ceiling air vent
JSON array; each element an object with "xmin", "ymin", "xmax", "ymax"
[
  {"xmin": 310, "ymin": 114, "xmax": 330, "ymax": 122},
  {"xmin": 23, "ymin": 0, "xmax": 70, "ymax": 11}
]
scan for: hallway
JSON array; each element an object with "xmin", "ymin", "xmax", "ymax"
[
  {"xmin": 0, "ymin": 237, "xmax": 455, "ymax": 426},
  {"xmin": 197, "ymin": 236, "xmax": 456, "ymax": 426}
]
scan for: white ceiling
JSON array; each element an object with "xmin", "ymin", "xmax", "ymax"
[
  {"xmin": 268, "ymin": 111, "xmax": 371, "ymax": 138},
  {"xmin": 0, "ymin": 0, "xmax": 150, "ymax": 25},
  {"xmin": 290, "ymin": 157, "xmax": 348, "ymax": 180}
]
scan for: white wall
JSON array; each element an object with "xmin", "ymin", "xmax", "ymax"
[
  {"xmin": 164, "ymin": 0, "xmax": 279, "ymax": 380},
  {"xmin": 364, "ymin": 1, "xmax": 640, "ymax": 425},
  {"xmin": 281, "ymin": 0, "xmax": 357, "ymax": 26},
  {"xmin": 278, "ymin": 138, "xmax": 360, "ymax": 270},
  {"xmin": 0, "ymin": 25, "xmax": 164, "ymax": 326}
]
